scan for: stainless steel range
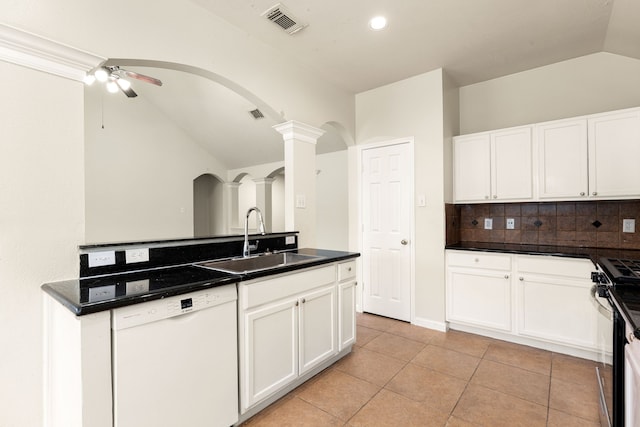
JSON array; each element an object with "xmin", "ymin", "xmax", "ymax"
[{"xmin": 592, "ymin": 257, "xmax": 640, "ymax": 427}]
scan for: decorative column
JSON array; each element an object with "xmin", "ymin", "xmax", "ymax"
[
  {"xmin": 273, "ymin": 120, "xmax": 325, "ymax": 248},
  {"xmin": 253, "ymin": 178, "xmax": 274, "ymax": 233},
  {"xmin": 223, "ymin": 182, "xmax": 242, "ymax": 234}
]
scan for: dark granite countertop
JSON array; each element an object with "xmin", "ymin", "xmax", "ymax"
[
  {"xmin": 42, "ymin": 248, "xmax": 359, "ymax": 315},
  {"xmin": 445, "ymin": 242, "xmax": 640, "ymax": 265}
]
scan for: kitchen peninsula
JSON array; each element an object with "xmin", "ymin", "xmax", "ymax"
[{"xmin": 42, "ymin": 232, "xmax": 359, "ymax": 427}]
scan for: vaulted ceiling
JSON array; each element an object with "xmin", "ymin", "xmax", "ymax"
[
  {"xmin": 114, "ymin": 0, "xmax": 640, "ymax": 169},
  {"xmin": 191, "ymin": 0, "xmax": 640, "ymax": 92}
]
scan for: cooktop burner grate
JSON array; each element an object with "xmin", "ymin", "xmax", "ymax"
[{"xmin": 602, "ymin": 258, "xmax": 640, "ymax": 283}]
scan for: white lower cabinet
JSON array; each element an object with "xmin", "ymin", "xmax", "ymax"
[
  {"xmin": 239, "ymin": 262, "xmax": 354, "ymax": 415},
  {"xmin": 446, "ymin": 251, "xmax": 512, "ymax": 332},
  {"xmin": 243, "ymin": 296, "xmax": 298, "ymax": 409},
  {"xmin": 338, "ymin": 260, "xmax": 357, "ymax": 350},
  {"xmin": 447, "ymin": 268, "xmax": 512, "ymax": 332},
  {"xmin": 299, "ymin": 284, "xmax": 338, "ymax": 375},
  {"xmin": 515, "ymin": 255, "xmax": 598, "ymax": 349},
  {"xmin": 446, "ymin": 250, "xmax": 609, "ymax": 358}
]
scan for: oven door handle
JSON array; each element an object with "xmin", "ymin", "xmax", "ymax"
[{"xmin": 591, "ymin": 284, "xmax": 613, "ymax": 319}]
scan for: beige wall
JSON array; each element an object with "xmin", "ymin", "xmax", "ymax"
[
  {"xmin": 316, "ymin": 150, "xmax": 349, "ymax": 251},
  {"xmin": 355, "ymin": 69, "xmax": 450, "ymax": 330},
  {"xmin": 0, "ymin": 62, "xmax": 85, "ymax": 427},
  {"xmin": 460, "ymin": 52, "xmax": 640, "ymax": 134}
]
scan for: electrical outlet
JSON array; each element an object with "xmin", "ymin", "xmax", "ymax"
[
  {"xmin": 126, "ymin": 279, "xmax": 150, "ymax": 295},
  {"xmin": 295, "ymin": 194, "xmax": 306, "ymax": 208},
  {"xmin": 506, "ymin": 218, "xmax": 515, "ymax": 230},
  {"xmin": 623, "ymin": 219, "xmax": 636, "ymax": 233},
  {"xmin": 484, "ymin": 218, "xmax": 493, "ymax": 230},
  {"xmin": 125, "ymin": 248, "xmax": 150, "ymax": 264},
  {"xmin": 88, "ymin": 285, "xmax": 115, "ymax": 302},
  {"xmin": 285, "ymin": 236, "xmax": 296, "ymax": 245},
  {"xmin": 88, "ymin": 251, "xmax": 116, "ymax": 267}
]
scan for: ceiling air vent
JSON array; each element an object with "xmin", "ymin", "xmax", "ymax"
[
  {"xmin": 249, "ymin": 109, "xmax": 265, "ymax": 119},
  {"xmin": 262, "ymin": 3, "xmax": 307, "ymax": 35}
]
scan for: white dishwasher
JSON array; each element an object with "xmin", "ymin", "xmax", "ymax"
[{"xmin": 111, "ymin": 284, "xmax": 238, "ymax": 427}]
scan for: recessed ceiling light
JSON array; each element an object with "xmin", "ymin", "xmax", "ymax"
[{"xmin": 369, "ymin": 16, "xmax": 387, "ymax": 31}]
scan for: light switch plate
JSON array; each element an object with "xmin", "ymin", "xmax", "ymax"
[
  {"xmin": 484, "ymin": 218, "xmax": 493, "ymax": 230},
  {"xmin": 295, "ymin": 194, "xmax": 306, "ymax": 208},
  {"xmin": 623, "ymin": 219, "xmax": 636, "ymax": 233},
  {"xmin": 506, "ymin": 218, "xmax": 515, "ymax": 230},
  {"xmin": 417, "ymin": 194, "xmax": 426, "ymax": 207}
]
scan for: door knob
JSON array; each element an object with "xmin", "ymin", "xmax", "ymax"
[{"xmin": 401, "ymin": 239, "xmax": 408, "ymax": 245}]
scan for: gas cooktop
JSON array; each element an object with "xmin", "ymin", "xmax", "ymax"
[{"xmin": 600, "ymin": 257, "xmax": 640, "ymax": 284}]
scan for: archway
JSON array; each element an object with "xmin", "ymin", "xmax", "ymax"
[{"xmin": 193, "ymin": 173, "xmax": 225, "ymax": 237}]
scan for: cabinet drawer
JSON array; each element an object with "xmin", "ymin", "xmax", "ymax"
[
  {"xmin": 516, "ymin": 255, "xmax": 592, "ymax": 280},
  {"xmin": 240, "ymin": 265, "xmax": 336, "ymax": 309},
  {"xmin": 447, "ymin": 250, "xmax": 511, "ymax": 271},
  {"xmin": 338, "ymin": 261, "xmax": 356, "ymax": 282}
]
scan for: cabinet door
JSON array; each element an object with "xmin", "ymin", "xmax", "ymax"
[
  {"xmin": 241, "ymin": 297, "xmax": 298, "ymax": 412},
  {"xmin": 517, "ymin": 275, "xmax": 597, "ymax": 349},
  {"xmin": 588, "ymin": 108, "xmax": 640, "ymax": 198},
  {"xmin": 299, "ymin": 285, "xmax": 337, "ymax": 375},
  {"xmin": 446, "ymin": 268, "xmax": 512, "ymax": 332},
  {"xmin": 453, "ymin": 134, "xmax": 491, "ymax": 202},
  {"xmin": 537, "ymin": 118, "xmax": 588, "ymax": 199},
  {"xmin": 338, "ymin": 281, "xmax": 356, "ymax": 350},
  {"xmin": 491, "ymin": 126, "xmax": 533, "ymax": 201}
]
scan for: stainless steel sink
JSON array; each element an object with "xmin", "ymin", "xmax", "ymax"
[{"xmin": 196, "ymin": 252, "xmax": 324, "ymax": 274}]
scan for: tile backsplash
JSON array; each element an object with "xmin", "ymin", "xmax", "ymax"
[{"xmin": 446, "ymin": 201, "xmax": 640, "ymax": 249}]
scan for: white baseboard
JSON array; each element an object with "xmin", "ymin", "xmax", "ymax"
[
  {"xmin": 412, "ymin": 316, "xmax": 447, "ymax": 332},
  {"xmin": 448, "ymin": 322, "xmax": 609, "ymax": 363}
]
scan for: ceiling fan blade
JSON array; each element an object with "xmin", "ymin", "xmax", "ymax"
[
  {"xmin": 123, "ymin": 70, "xmax": 163, "ymax": 86},
  {"xmin": 119, "ymin": 85, "xmax": 138, "ymax": 98}
]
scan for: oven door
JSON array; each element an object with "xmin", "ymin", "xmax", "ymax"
[{"xmin": 592, "ymin": 284, "xmax": 614, "ymax": 427}]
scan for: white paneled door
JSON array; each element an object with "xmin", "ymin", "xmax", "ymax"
[{"xmin": 361, "ymin": 142, "xmax": 412, "ymax": 321}]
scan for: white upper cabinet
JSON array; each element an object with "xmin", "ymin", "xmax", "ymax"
[
  {"xmin": 453, "ymin": 133, "xmax": 491, "ymax": 202},
  {"xmin": 588, "ymin": 108, "xmax": 640, "ymax": 199},
  {"xmin": 491, "ymin": 127, "xmax": 533, "ymax": 201},
  {"xmin": 454, "ymin": 126, "xmax": 532, "ymax": 202},
  {"xmin": 537, "ymin": 118, "xmax": 589, "ymax": 199},
  {"xmin": 454, "ymin": 106, "xmax": 640, "ymax": 203}
]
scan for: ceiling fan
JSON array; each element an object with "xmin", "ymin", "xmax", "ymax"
[{"xmin": 85, "ymin": 65, "xmax": 163, "ymax": 98}]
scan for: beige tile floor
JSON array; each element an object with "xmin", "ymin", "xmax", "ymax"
[{"xmin": 241, "ymin": 313, "xmax": 601, "ymax": 426}]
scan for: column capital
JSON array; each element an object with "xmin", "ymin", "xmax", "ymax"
[
  {"xmin": 253, "ymin": 177, "xmax": 276, "ymax": 185},
  {"xmin": 224, "ymin": 182, "xmax": 242, "ymax": 188},
  {"xmin": 273, "ymin": 120, "xmax": 325, "ymax": 144}
]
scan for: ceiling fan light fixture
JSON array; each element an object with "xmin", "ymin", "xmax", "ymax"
[
  {"xmin": 83, "ymin": 73, "xmax": 96, "ymax": 85},
  {"xmin": 369, "ymin": 16, "xmax": 387, "ymax": 31},
  {"xmin": 106, "ymin": 79, "xmax": 119, "ymax": 93},
  {"xmin": 116, "ymin": 78, "xmax": 131, "ymax": 90},
  {"xmin": 94, "ymin": 67, "xmax": 109, "ymax": 82}
]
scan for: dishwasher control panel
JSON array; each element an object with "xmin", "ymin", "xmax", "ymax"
[{"xmin": 112, "ymin": 284, "xmax": 237, "ymax": 331}]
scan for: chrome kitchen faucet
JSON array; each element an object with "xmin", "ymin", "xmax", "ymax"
[{"xmin": 243, "ymin": 207, "xmax": 266, "ymax": 258}]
